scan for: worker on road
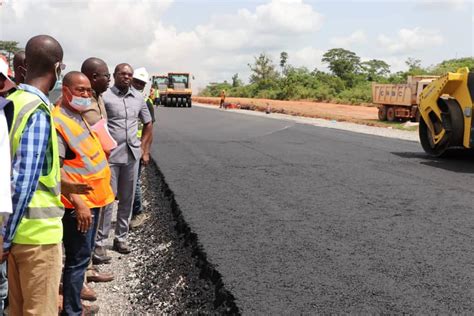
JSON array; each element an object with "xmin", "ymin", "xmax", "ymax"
[
  {"xmin": 53, "ymin": 71, "xmax": 114, "ymax": 315},
  {"xmin": 220, "ymin": 89, "xmax": 226, "ymax": 109},
  {"xmin": 4, "ymin": 35, "xmax": 65, "ymax": 316},
  {"xmin": 95, "ymin": 63, "xmax": 153, "ymax": 256},
  {"xmin": 129, "ymin": 67, "xmax": 154, "ymax": 230}
]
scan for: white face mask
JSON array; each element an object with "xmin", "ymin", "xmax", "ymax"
[{"xmin": 69, "ymin": 95, "xmax": 91, "ymax": 112}]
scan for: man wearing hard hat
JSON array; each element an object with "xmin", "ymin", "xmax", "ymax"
[{"xmin": 129, "ymin": 67, "xmax": 154, "ymax": 230}]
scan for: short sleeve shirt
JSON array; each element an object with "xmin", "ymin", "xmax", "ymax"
[
  {"xmin": 103, "ymin": 86, "xmax": 152, "ymax": 164},
  {"xmin": 81, "ymin": 92, "xmax": 107, "ymax": 126}
]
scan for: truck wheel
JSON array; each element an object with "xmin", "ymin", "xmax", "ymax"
[
  {"xmin": 187, "ymin": 97, "xmax": 192, "ymax": 108},
  {"xmin": 386, "ymin": 107, "xmax": 396, "ymax": 122},
  {"xmin": 378, "ymin": 106, "xmax": 387, "ymax": 121}
]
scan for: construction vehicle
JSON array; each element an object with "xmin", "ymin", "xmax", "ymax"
[
  {"xmin": 372, "ymin": 75, "xmax": 439, "ymax": 122},
  {"xmin": 150, "ymin": 75, "xmax": 168, "ymax": 105},
  {"xmin": 155, "ymin": 73, "xmax": 192, "ymax": 107},
  {"xmin": 418, "ymin": 67, "xmax": 474, "ymax": 157}
]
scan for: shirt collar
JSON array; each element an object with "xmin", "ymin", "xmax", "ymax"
[
  {"xmin": 0, "ymin": 97, "xmax": 11, "ymax": 111},
  {"xmin": 111, "ymin": 85, "xmax": 133, "ymax": 97},
  {"xmin": 18, "ymin": 83, "xmax": 51, "ymax": 106}
]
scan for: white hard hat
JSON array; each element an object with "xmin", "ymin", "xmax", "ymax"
[
  {"xmin": 0, "ymin": 54, "xmax": 15, "ymax": 93},
  {"xmin": 133, "ymin": 67, "xmax": 149, "ymax": 83}
]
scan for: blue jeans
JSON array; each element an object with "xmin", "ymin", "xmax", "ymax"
[
  {"xmin": 132, "ymin": 161, "xmax": 143, "ymax": 216},
  {"xmin": 0, "ymin": 261, "xmax": 6, "ymax": 313},
  {"xmin": 61, "ymin": 207, "xmax": 99, "ymax": 316}
]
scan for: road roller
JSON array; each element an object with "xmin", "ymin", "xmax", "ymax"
[{"xmin": 418, "ymin": 67, "xmax": 474, "ymax": 157}]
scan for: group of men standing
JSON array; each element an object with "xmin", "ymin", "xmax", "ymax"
[{"xmin": 0, "ymin": 34, "xmax": 155, "ymax": 315}]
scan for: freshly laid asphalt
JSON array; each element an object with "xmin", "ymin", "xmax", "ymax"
[{"xmin": 150, "ymin": 105, "xmax": 474, "ymax": 314}]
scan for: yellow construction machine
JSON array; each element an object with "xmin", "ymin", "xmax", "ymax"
[{"xmin": 418, "ymin": 67, "xmax": 474, "ymax": 157}]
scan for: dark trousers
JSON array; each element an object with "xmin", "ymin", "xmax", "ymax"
[
  {"xmin": 62, "ymin": 207, "xmax": 100, "ymax": 316},
  {"xmin": 132, "ymin": 161, "xmax": 143, "ymax": 216}
]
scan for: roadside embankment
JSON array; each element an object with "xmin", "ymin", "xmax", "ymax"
[
  {"xmin": 93, "ymin": 161, "xmax": 239, "ymax": 314},
  {"xmin": 192, "ymin": 96, "xmax": 383, "ymax": 126}
]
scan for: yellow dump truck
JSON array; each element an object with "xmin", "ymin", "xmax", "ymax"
[
  {"xmin": 418, "ymin": 67, "xmax": 474, "ymax": 157},
  {"xmin": 372, "ymin": 75, "xmax": 439, "ymax": 122}
]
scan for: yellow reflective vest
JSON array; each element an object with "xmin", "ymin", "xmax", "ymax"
[{"xmin": 7, "ymin": 90, "xmax": 64, "ymax": 245}]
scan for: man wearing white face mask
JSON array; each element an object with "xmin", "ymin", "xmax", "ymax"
[{"xmin": 53, "ymin": 71, "xmax": 114, "ymax": 316}]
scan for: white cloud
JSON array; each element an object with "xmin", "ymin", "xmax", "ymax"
[
  {"xmin": 0, "ymin": 0, "xmax": 323, "ymax": 90},
  {"xmin": 330, "ymin": 30, "xmax": 367, "ymax": 47},
  {"xmin": 377, "ymin": 27, "xmax": 444, "ymax": 54},
  {"xmin": 416, "ymin": 0, "xmax": 468, "ymax": 10}
]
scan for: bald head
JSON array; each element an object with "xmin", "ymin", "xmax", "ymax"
[
  {"xmin": 13, "ymin": 51, "xmax": 26, "ymax": 85},
  {"xmin": 81, "ymin": 57, "xmax": 110, "ymax": 94},
  {"xmin": 63, "ymin": 71, "xmax": 88, "ymax": 88},
  {"xmin": 24, "ymin": 35, "xmax": 63, "ymax": 93},
  {"xmin": 25, "ymin": 35, "xmax": 63, "ymax": 74}
]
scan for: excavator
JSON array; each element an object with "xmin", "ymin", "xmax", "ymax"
[{"xmin": 418, "ymin": 67, "xmax": 474, "ymax": 157}]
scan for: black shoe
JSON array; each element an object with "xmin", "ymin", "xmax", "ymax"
[{"xmin": 112, "ymin": 240, "xmax": 131, "ymax": 254}]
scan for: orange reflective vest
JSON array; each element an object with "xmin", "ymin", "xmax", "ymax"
[{"xmin": 52, "ymin": 106, "xmax": 114, "ymax": 209}]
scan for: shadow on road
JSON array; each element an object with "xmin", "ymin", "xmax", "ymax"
[{"xmin": 392, "ymin": 150, "xmax": 474, "ymax": 174}]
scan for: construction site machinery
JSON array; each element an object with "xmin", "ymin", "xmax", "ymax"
[
  {"xmin": 372, "ymin": 75, "xmax": 439, "ymax": 122},
  {"xmin": 151, "ymin": 75, "xmax": 169, "ymax": 106},
  {"xmin": 418, "ymin": 67, "xmax": 474, "ymax": 157},
  {"xmin": 159, "ymin": 73, "xmax": 192, "ymax": 108}
]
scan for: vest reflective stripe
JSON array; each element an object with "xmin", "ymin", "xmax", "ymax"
[
  {"xmin": 54, "ymin": 116, "xmax": 90, "ymax": 145},
  {"xmin": 63, "ymin": 158, "xmax": 108, "ymax": 175},
  {"xmin": 36, "ymin": 181, "xmax": 61, "ymax": 197},
  {"xmin": 7, "ymin": 90, "xmax": 64, "ymax": 245},
  {"xmin": 53, "ymin": 106, "xmax": 114, "ymax": 209}
]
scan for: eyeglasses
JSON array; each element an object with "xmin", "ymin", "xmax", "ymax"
[
  {"xmin": 96, "ymin": 73, "xmax": 111, "ymax": 79},
  {"xmin": 74, "ymin": 87, "xmax": 93, "ymax": 95}
]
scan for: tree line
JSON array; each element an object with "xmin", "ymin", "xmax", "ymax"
[{"xmin": 200, "ymin": 48, "xmax": 474, "ymax": 105}]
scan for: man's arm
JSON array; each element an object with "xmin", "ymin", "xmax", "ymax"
[
  {"xmin": 3, "ymin": 109, "xmax": 50, "ymax": 251},
  {"xmin": 139, "ymin": 99, "xmax": 153, "ymax": 165}
]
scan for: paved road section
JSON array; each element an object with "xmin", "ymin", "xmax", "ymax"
[{"xmin": 151, "ymin": 106, "xmax": 474, "ymax": 314}]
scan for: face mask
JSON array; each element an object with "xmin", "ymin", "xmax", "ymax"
[
  {"xmin": 50, "ymin": 62, "xmax": 62, "ymax": 92},
  {"xmin": 69, "ymin": 96, "xmax": 91, "ymax": 112},
  {"xmin": 49, "ymin": 78, "xmax": 63, "ymax": 105}
]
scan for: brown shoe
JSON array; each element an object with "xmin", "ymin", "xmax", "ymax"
[
  {"xmin": 112, "ymin": 240, "xmax": 131, "ymax": 254},
  {"xmin": 82, "ymin": 302, "xmax": 99, "ymax": 315},
  {"xmin": 80, "ymin": 282, "xmax": 97, "ymax": 301},
  {"xmin": 86, "ymin": 268, "xmax": 114, "ymax": 283}
]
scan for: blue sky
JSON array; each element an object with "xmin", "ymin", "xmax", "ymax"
[{"xmin": 0, "ymin": 0, "xmax": 472, "ymax": 90}]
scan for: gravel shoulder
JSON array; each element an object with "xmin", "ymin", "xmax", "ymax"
[{"xmin": 93, "ymin": 162, "xmax": 238, "ymax": 315}]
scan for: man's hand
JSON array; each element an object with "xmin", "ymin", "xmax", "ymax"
[
  {"xmin": 141, "ymin": 152, "xmax": 150, "ymax": 166},
  {"xmin": 76, "ymin": 205, "xmax": 92, "ymax": 233},
  {"xmin": 61, "ymin": 179, "xmax": 93, "ymax": 196}
]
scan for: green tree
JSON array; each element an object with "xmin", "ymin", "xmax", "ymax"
[
  {"xmin": 231, "ymin": 73, "xmax": 243, "ymax": 87},
  {"xmin": 280, "ymin": 51, "xmax": 288, "ymax": 71},
  {"xmin": 248, "ymin": 53, "xmax": 279, "ymax": 87},
  {"xmin": 430, "ymin": 57, "xmax": 474, "ymax": 74},
  {"xmin": 322, "ymin": 48, "xmax": 361, "ymax": 86},
  {"xmin": 0, "ymin": 41, "xmax": 22, "ymax": 67},
  {"xmin": 360, "ymin": 59, "xmax": 390, "ymax": 81}
]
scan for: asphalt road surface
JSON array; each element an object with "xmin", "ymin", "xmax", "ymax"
[{"xmin": 150, "ymin": 105, "xmax": 474, "ymax": 314}]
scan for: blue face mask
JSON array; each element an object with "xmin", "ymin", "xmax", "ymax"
[
  {"xmin": 49, "ymin": 79, "xmax": 63, "ymax": 105},
  {"xmin": 69, "ymin": 96, "xmax": 91, "ymax": 112}
]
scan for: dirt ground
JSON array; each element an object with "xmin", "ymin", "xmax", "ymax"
[{"xmin": 193, "ymin": 96, "xmax": 381, "ymax": 126}]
